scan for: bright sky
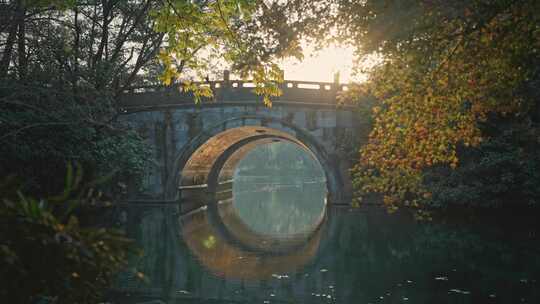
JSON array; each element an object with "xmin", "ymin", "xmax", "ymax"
[
  {"xmin": 207, "ymin": 41, "xmax": 372, "ymax": 84},
  {"xmin": 279, "ymin": 43, "xmax": 358, "ymax": 83}
]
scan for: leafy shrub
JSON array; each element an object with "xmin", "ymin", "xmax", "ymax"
[
  {"xmin": 0, "ymin": 164, "xmax": 140, "ymax": 303},
  {"xmin": 0, "ymin": 81, "xmax": 151, "ymax": 196},
  {"xmin": 424, "ymin": 120, "xmax": 540, "ymax": 208}
]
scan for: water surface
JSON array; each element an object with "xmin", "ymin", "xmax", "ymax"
[{"xmin": 115, "ymin": 143, "xmax": 540, "ymax": 303}]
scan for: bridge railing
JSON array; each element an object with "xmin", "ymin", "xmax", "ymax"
[{"xmin": 119, "ymin": 71, "xmax": 350, "ymax": 108}]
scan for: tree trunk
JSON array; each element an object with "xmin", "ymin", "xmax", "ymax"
[
  {"xmin": 17, "ymin": 6, "xmax": 27, "ymax": 80},
  {"xmin": 72, "ymin": 7, "xmax": 81, "ymax": 96},
  {"xmin": 0, "ymin": 14, "xmax": 18, "ymax": 78}
]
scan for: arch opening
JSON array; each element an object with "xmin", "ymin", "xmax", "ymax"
[{"xmin": 176, "ymin": 125, "xmax": 342, "ymax": 212}]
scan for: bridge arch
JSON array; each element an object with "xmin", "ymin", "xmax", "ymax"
[{"xmin": 166, "ymin": 115, "xmax": 345, "ymax": 208}]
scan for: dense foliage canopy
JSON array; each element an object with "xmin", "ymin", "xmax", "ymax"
[
  {"xmin": 153, "ymin": 0, "xmax": 329, "ymax": 105},
  {"xmin": 334, "ymin": 0, "xmax": 540, "ymax": 211},
  {"xmin": 0, "ymin": 0, "xmax": 165, "ymax": 194}
]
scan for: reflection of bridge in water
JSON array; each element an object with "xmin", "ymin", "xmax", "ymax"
[
  {"xmin": 234, "ymin": 184, "xmax": 326, "ymax": 195},
  {"xmin": 233, "ymin": 176, "xmax": 327, "ymax": 193},
  {"xmin": 234, "ymin": 175, "xmax": 326, "ymax": 182},
  {"xmin": 233, "ymin": 184, "xmax": 316, "ymax": 194}
]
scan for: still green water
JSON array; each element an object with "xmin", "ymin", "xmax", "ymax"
[
  {"xmin": 119, "ymin": 196, "xmax": 540, "ymax": 303},
  {"xmin": 116, "ymin": 143, "xmax": 540, "ymax": 303}
]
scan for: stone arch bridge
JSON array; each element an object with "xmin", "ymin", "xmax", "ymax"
[{"xmin": 119, "ymin": 75, "xmax": 363, "ymax": 211}]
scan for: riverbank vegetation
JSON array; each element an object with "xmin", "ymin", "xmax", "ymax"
[
  {"xmin": 0, "ymin": 0, "xmax": 162, "ymax": 301},
  {"xmin": 1, "ymin": 164, "xmax": 137, "ymax": 303}
]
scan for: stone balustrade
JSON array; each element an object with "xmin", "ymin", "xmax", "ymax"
[{"xmin": 120, "ymin": 71, "xmax": 350, "ymax": 108}]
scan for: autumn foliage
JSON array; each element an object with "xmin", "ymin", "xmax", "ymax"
[{"xmin": 342, "ymin": 0, "xmax": 540, "ymax": 212}]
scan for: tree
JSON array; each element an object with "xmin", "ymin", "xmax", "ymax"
[
  {"xmin": 0, "ymin": 0, "xmax": 167, "ymax": 194},
  {"xmin": 154, "ymin": 0, "xmax": 330, "ymax": 105},
  {"xmin": 332, "ymin": 0, "xmax": 540, "ymax": 212}
]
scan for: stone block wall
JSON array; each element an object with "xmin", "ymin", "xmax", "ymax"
[{"xmin": 119, "ymin": 102, "xmax": 361, "ymax": 202}]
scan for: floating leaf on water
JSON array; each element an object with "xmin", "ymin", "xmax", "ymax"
[
  {"xmin": 435, "ymin": 276, "xmax": 448, "ymax": 281},
  {"xmin": 449, "ymin": 289, "xmax": 471, "ymax": 295}
]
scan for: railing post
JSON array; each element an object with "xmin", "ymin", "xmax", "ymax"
[
  {"xmin": 333, "ymin": 72, "xmax": 340, "ymax": 87},
  {"xmin": 221, "ymin": 69, "xmax": 231, "ymax": 102},
  {"xmin": 278, "ymin": 68, "xmax": 285, "ymax": 97},
  {"xmin": 332, "ymin": 72, "xmax": 340, "ymax": 103}
]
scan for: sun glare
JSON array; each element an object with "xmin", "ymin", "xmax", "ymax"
[{"xmin": 279, "ymin": 43, "xmax": 357, "ymax": 83}]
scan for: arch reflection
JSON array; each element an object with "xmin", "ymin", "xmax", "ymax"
[
  {"xmin": 181, "ymin": 141, "xmax": 328, "ymax": 280},
  {"xmin": 181, "ymin": 204, "xmax": 325, "ymax": 280},
  {"xmin": 229, "ymin": 142, "xmax": 327, "ymax": 238}
]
